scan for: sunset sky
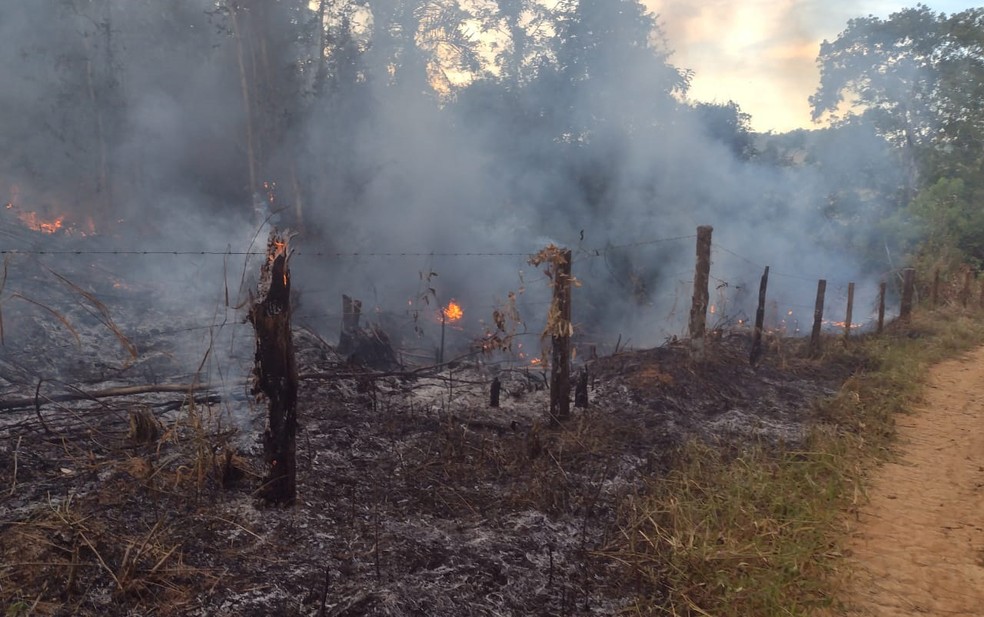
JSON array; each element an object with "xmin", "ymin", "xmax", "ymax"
[{"xmin": 644, "ymin": 1, "xmax": 979, "ymax": 132}]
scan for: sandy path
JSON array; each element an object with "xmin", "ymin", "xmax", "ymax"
[{"xmin": 839, "ymin": 346, "xmax": 984, "ymax": 616}]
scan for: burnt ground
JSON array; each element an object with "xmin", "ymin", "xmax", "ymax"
[
  {"xmin": 0, "ymin": 331, "xmax": 858, "ymax": 616},
  {"xmin": 0, "ymin": 247, "xmax": 862, "ymax": 616}
]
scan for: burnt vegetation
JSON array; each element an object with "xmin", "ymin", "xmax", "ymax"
[
  {"xmin": 1, "ymin": 291, "xmax": 861, "ymax": 616},
  {"xmin": 3, "ymin": 1, "xmax": 984, "ymax": 615}
]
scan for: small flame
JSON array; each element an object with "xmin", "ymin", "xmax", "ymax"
[
  {"xmin": 824, "ymin": 320, "xmax": 859, "ymax": 330},
  {"xmin": 16, "ymin": 211, "xmax": 64, "ymax": 234},
  {"xmin": 267, "ymin": 236, "xmax": 289, "ymax": 287},
  {"xmin": 530, "ymin": 357, "xmax": 543, "ymax": 366},
  {"xmin": 709, "ymin": 304, "xmax": 716, "ymax": 315},
  {"xmin": 443, "ymin": 300, "xmax": 463, "ymax": 322}
]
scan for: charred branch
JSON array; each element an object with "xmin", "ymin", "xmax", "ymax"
[{"xmin": 0, "ymin": 383, "xmax": 215, "ymax": 412}]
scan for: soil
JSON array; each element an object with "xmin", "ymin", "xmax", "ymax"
[{"xmin": 838, "ymin": 346, "xmax": 984, "ymax": 616}]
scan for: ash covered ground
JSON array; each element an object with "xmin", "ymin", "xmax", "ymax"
[{"xmin": 0, "ymin": 246, "xmax": 859, "ymax": 616}]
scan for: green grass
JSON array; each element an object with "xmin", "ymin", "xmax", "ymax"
[{"xmin": 605, "ymin": 307, "xmax": 984, "ymax": 616}]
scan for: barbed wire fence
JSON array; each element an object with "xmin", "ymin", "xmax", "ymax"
[{"xmin": 0, "ymin": 224, "xmax": 961, "ymax": 392}]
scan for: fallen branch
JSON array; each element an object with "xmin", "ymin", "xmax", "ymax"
[
  {"xmin": 297, "ymin": 350, "xmax": 483, "ymax": 382},
  {"xmin": 0, "ymin": 383, "xmax": 211, "ymax": 412}
]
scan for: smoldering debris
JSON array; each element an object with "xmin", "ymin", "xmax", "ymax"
[{"xmin": 0, "ymin": 319, "xmax": 856, "ymax": 615}]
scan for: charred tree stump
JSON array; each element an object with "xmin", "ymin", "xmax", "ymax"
[
  {"xmin": 750, "ymin": 266, "xmax": 769, "ymax": 366},
  {"xmin": 844, "ymin": 282, "xmax": 855, "ymax": 340},
  {"xmin": 337, "ymin": 294, "xmax": 399, "ymax": 369},
  {"xmin": 489, "ymin": 376, "xmax": 501, "ymax": 408},
  {"xmin": 574, "ymin": 369, "xmax": 589, "ymax": 408},
  {"xmin": 689, "ymin": 226, "xmax": 713, "ymax": 361},
  {"xmin": 877, "ymin": 281, "xmax": 887, "ymax": 334},
  {"xmin": 900, "ymin": 268, "xmax": 916, "ymax": 323},
  {"xmin": 338, "ymin": 295, "xmax": 362, "ymax": 355},
  {"xmin": 550, "ymin": 249, "xmax": 573, "ymax": 424},
  {"xmin": 809, "ymin": 279, "xmax": 826, "ymax": 357},
  {"xmin": 249, "ymin": 231, "xmax": 298, "ymax": 506},
  {"xmin": 932, "ymin": 268, "xmax": 941, "ymax": 309}
]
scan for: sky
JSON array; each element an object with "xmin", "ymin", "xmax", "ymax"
[{"xmin": 645, "ymin": 0, "xmax": 979, "ymax": 133}]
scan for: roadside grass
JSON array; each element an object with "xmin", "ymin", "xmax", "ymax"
[{"xmin": 605, "ymin": 307, "xmax": 984, "ymax": 616}]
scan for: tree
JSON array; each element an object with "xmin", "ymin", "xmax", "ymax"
[
  {"xmin": 478, "ymin": 0, "xmax": 557, "ymax": 86},
  {"xmin": 925, "ymin": 9, "xmax": 984, "ymax": 185},
  {"xmin": 810, "ymin": 5, "xmax": 944, "ymax": 195},
  {"xmin": 692, "ymin": 101, "xmax": 756, "ymax": 160},
  {"xmin": 812, "ymin": 5, "xmax": 984, "ymax": 261}
]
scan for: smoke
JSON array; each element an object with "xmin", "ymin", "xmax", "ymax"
[{"xmin": 0, "ymin": 0, "xmax": 906, "ymax": 374}]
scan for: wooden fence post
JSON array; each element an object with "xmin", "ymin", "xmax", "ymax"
[
  {"xmin": 750, "ymin": 266, "xmax": 769, "ymax": 366},
  {"xmin": 249, "ymin": 230, "xmax": 298, "ymax": 505},
  {"xmin": 877, "ymin": 281, "xmax": 887, "ymax": 334},
  {"xmin": 550, "ymin": 249, "xmax": 573, "ymax": 423},
  {"xmin": 809, "ymin": 279, "xmax": 827, "ymax": 357},
  {"xmin": 961, "ymin": 269, "xmax": 973, "ymax": 308},
  {"xmin": 574, "ymin": 369, "xmax": 589, "ymax": 408},
  {"xmin": 489, "ymin": 376, "xmax": 501, "ymax": 408},
  {"xmin": 900, "ymin": 268, "xmax": 916, "ymax": 322},
  {"xmin": 844, "ymin": 282, "xmax": 855, "ymax": 339},
  {"xmin": 689, "ymin": 226, "xmax": 713, "ymax": 361},
  {"xmin": 339, "ymin": 294, "xmax": 362, "ymax": 355}
]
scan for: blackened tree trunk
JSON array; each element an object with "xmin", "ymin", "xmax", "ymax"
[{"xmin": 249, "ymin": 231, "xmax": 298, "ymax": 505}]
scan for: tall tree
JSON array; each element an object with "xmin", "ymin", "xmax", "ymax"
[
  {"xmin": 692, "ymin": 101, "xmax": 756, "ymax": 160},
  {"xmin": 222, "ymin": 0, "xmax": 313, "ymax": 221},
  {"xmin": 809, "ymin": 7, "xmax": 984, "ymax": 187},
  {"xmin": 812, "ymin": 6, "xmax": 984, "ymax": 261}
]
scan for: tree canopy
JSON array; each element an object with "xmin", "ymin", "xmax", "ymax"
[{"xmin": 812, "ymin": 4, "xmax": 984, "ymax": 264}]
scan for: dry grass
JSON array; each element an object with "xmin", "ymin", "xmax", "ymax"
[
  {"xmin": 1, "ymin": 492, "xmax": 214, "ymax": 615},
  {"xmin": 0, "ymin": 394, "xmax": 251, "ymax": 616},
  {"xmin": 603, "ymin": 306, "xmax": 984, "ymax": 616}
]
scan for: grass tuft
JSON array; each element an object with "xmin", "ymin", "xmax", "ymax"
[{"xmin": 604, "ymin": 307, "xmax": 984, "ymax": 616}]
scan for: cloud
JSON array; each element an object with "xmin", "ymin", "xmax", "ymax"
[{"xmin": 645, "ymin": 0, "xmax": 971, "ymax": 131}]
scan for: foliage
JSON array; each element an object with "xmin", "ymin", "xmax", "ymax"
[
  {"xmin": 692, "ymin": 101, "xmax": 756, "ymax": 160},
  {"xmin": 812, "ymin": 5, "xmax": 984, "ymax": 262}
]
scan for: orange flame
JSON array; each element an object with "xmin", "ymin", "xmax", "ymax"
[
  {"xmin": 271, "ymin": 239, "xmax": 288, "ymax": 259},
  {"xmin": 267, "ymin": 236, "xmax": 289, "ymax": 287},
  {"xmin": 15, "ymin": 210, "xmax": 64, "ymax": 234},
  {"xmin": 443, "ymin": 300, "xmax": 463, "ymax": 322}
]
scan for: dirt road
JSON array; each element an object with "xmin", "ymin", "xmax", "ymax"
[{"xmin": 839, "ymin": 346, "xmax": 984, "ymax": 616}]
